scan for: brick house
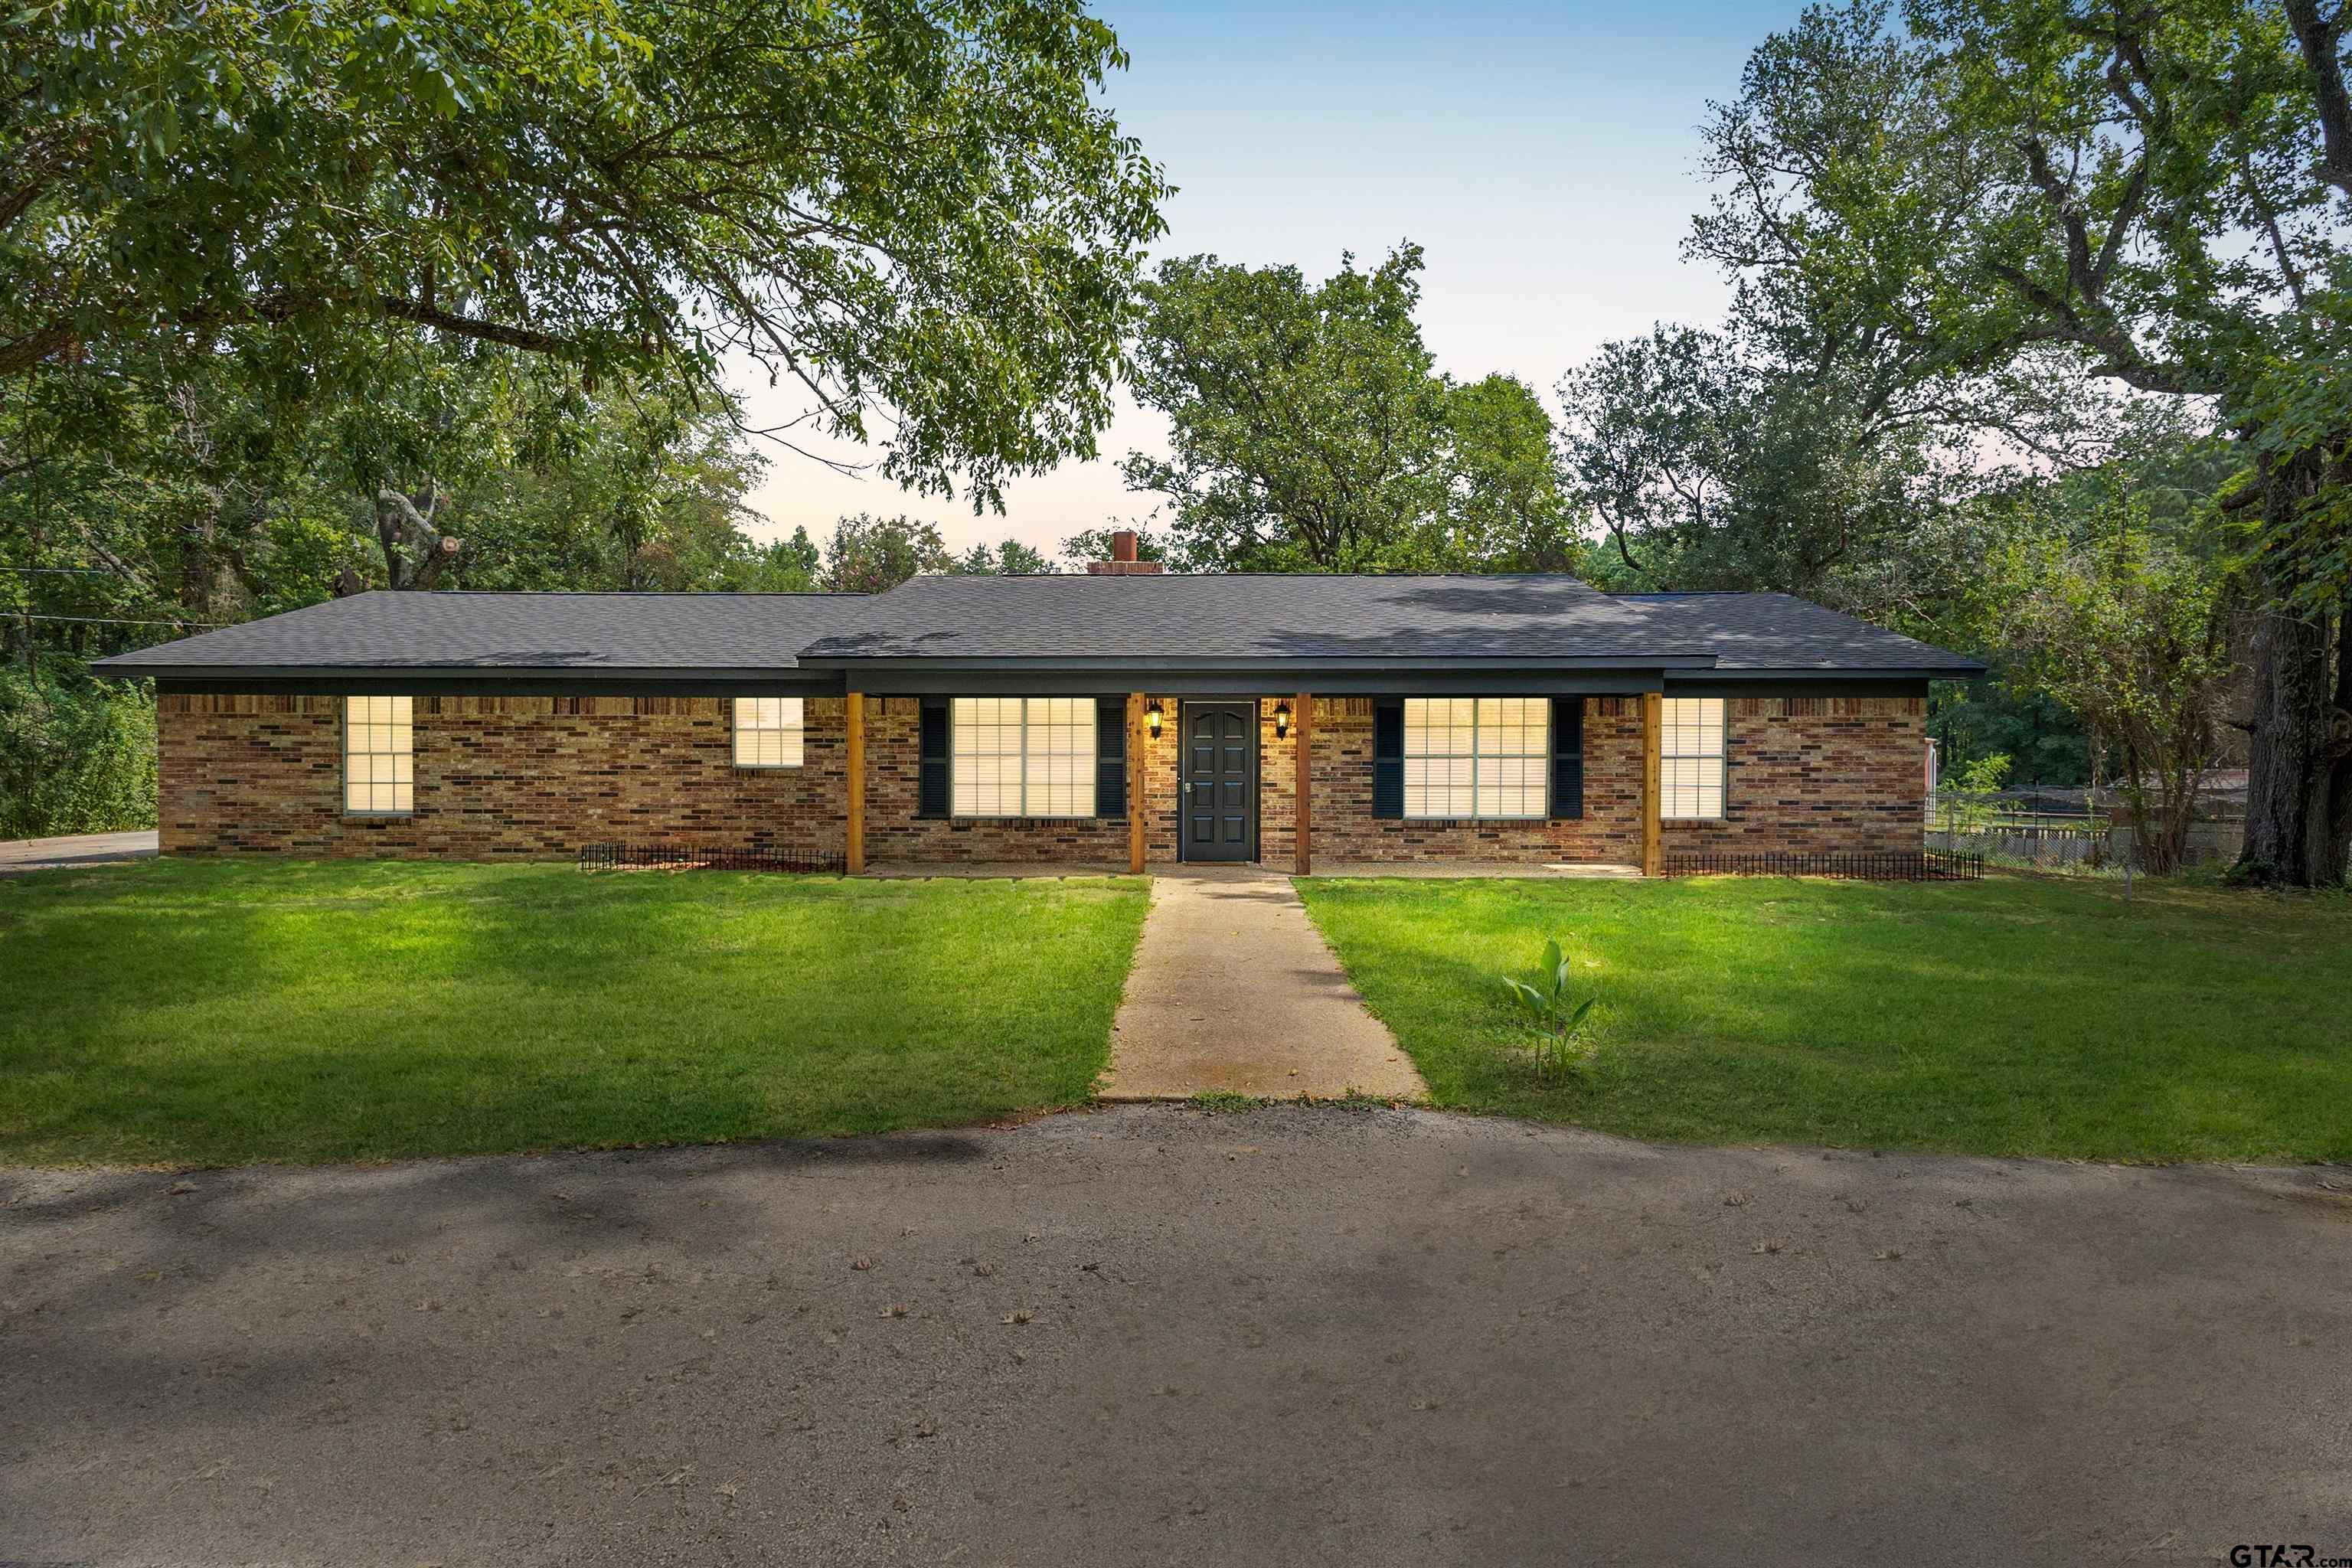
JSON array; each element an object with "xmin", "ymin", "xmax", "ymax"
[{"xmin": 93, "ymin": 536, "xmax": 1981, "ymax": 874}]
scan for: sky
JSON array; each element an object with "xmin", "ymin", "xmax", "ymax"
[{"xmin": 734, "ymin": 0, "xmax": 1810, "ymax": 559}]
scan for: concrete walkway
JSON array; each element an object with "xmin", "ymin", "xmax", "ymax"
[
  {"xmin": 1100, "ymin": 866, "xmax": 1428, "ymax": 1101},
  {"xmin": 0, "ymin": 828, "xmax": 158, "ymax": 874}
]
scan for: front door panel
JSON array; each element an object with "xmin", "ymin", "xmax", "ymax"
[{"xmin": 1181, "ymin": 703, "xmax": 1256, "ymax": 862}]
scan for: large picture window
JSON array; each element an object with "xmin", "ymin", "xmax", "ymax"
[
  {"xmin": 1403, "ymin": 697, "xmax": 1548, "ymax": 819},
  {"xmin": 733, "ymin": 697, "xmax": 805, "ymax": 768},
  {"xmin": 344, "ymin": 695, "xmax": 413, "ymax": 815},
  {"xmin": 1661, "ymin": 697, "xmax": 1727, "ymax": 819},
  {"xmin": 951, "ymin": 697, "xmax": 1095, "ymax": 817}
]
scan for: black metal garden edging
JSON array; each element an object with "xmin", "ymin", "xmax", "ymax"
[
  {"xmin": 1662, "ymin": 849, "xmax": 1984, "ymax": 881},
  {"xmin": 578, "ymin": 842, "xmax": 847, "ymax": 875}
]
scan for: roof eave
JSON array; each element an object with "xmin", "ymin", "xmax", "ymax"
[
  {"xmin": 1674, "ymin": 663, "xmax": 1985, "ymax": 680},
  {"xmin": 93, "ymin": 660, "xmax": 814, "ymax": 676},
  {"xmin": 794, "ymin": 653, "xmax": 1723, "ymax": 671}
]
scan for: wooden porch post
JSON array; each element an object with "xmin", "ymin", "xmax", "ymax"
[
  {"xmin": 1127, "ymin": 691, "xmax": 1146, "ymax": 874},
  {"xmin": 1641, "ymin": 690, "xmax": 1663, "ymax": 877},
  {"xmin": 845, "ymin": 691, "xmax": 865, "ymax": 874},
  {"xmin": 1293, "ymin": 691, "xmax": 1312, "ymax": 876}
]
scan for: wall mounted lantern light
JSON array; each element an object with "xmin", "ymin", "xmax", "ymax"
[
  {"xmin": 1273, "ymin": 701, "xmax": 1292, "ymax": 740},
  {"xmin": 1146, "ymin": 701, "xmax": 1164, "ymax": 740}
]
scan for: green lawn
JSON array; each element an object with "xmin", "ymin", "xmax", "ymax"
[
  {"xmin": 1298, "ymin": 873, "xmax": 2352, "ymax": 1163},
  {"xmin": 0, "ymin": 860, "xmax": 1149, "ymax": 1166}
]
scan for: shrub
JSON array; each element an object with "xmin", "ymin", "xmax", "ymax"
[{"xmin": 0, "ymin": 662, "xmax": 157, "ymax": 838}]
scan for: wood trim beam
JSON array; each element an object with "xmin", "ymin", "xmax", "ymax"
[
  {"xmin": 1294, "ymin": 691, "xmax": 1312, "ymax": 877},
  {"xmin": 1641, "ymin": 690, "xmax": 1664, "ymax": 877},
  {"xmin": 846, "ymin": 691, "xmax": 865, "ymax": 874},
  {"xmin": 1128, "ymin": 691, "xmax": 1147, "ymax": 874}
]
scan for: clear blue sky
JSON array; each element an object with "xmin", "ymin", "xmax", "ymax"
[{"xmin": 737, "ymin": 0, "xmax": 1807, "ymax": 557}]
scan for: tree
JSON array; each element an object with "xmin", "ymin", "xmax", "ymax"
[
  {"xmin": 1990, "ymin": 484, "xmax": 2236, "ymax": 874},
  {"xmin": 1435, "ymin": 374, "xmax": 1585, "ymax": 572},
  {"xmin": 714, "ymin": 528, "xmax": 823, "ymax": 593},
  {"xmin": 0, "ymin": 340, "xmax": 361, "ymax": 655},
  {"xmin": 445, "ymin": 378, "xmax": 773, "ymax": 593},
  {"xmin": 952, "ymin": 540, "xmax": 1057, "ymax": 575},
  {"xmin": 1122, "ymin": 246, "xmax": 1579, "ymax": 572},
  {"xmin": 0, "ymin": 337, "xmax": 786, "ymax": 662},
  {"xmin": 1694, "ymin": 0, "xmax": 2350, "ymax": 884},
  {"xmin": 1557, "ymin": 325, "xmax": 1949, "ymax": 605},
  {"xmin": 821, "ymin": 514, "xmax": 954, "ymax": 593},
  {"xmin": 3, "ymin": 0, "xmax": 1170, "ymax": 507}
]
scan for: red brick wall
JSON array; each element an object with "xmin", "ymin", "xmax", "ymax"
[
  {"xmin": 158, "ymin": 693, "xmax": 846, "ymax": 859},
  {"xmin": 861, "ymin": 696, "xmax": 1155, "ymax": 864},
  {"xmin": 158, "ymin": 690, "xmax": 1924, "ymax": 866},
  {"xmin": 1274, "ymin": 695, "xmax": 1924, "ymax": 865},
  {"xmin": 1267, "ymin": 697, "xmax": 1651, "ymax": 866},
  {"xmin": 1661, "ymin": 695, "xmax": 1928, "ymax": 858}
]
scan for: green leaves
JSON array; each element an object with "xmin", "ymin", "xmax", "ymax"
[
  {"xmin": 1122, "ymin": 246, "xmax": 1580, "ymax": 573},
  {"xmin": 5, "ymin": 0, "xmax": 1170, "ymax": 504},
  {"xmin": 1495, "ymin": 936, "xmax": 1601, "ymax": 1085},
  {"xmin": 1501, "ymin": 978, "xmax": 1547, "ymax": 1021},
  {"xmin": 1992, "ymin": 475, "xmax": 2236, "ymax": 872}
]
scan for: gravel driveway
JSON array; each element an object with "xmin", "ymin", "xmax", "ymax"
[{"xmin": 5, "ymin": 1104, "xmax": 2348, "ymax": 1566}]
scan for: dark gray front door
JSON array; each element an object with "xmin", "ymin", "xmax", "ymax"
[{"xmin": 1181, "ymin": 702, "xmax": 1257, "ymax": 862}]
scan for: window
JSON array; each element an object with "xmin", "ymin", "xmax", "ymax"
[
  {"xmin": 344, "ymin": 695, "xmax": 413, "ymax": 815},
  {"xmin": 1403, "ymin": 697, "xmax": 1548, "ymax": 819},
  {"xmin": 733, "ymin": 697, "xmax": 805, "ymax": 768},
  {"xmin": 951, "ymin": 697, "xmax": 1095, "ymax": 817},
  {"xmin": 1661, "ymin": 697, "xmax": 1727, "ymax": 819}
]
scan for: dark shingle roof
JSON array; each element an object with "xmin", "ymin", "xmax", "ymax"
[
  {"xmin": 90, "ymin": 590, "xmax": 873, "ymax": 675},
  {"xmin": 798, "ymin": 573, "xmax": 1981, "ymax": 673},
  {"xmin": 1618, "ymin": 592, "xmax": 1981, "ymax": 673},
  {"xmin": 797, "ymin": 573, "xmax": 1688, "ymax": 662},
  {"xmin": 89, "ymin": 577, "xmax": 1984, "ymax": 679}
]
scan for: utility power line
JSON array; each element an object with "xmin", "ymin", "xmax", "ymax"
[{"xmin": 14, "ymin": 613, "xmax": 226, "ymax": 627}]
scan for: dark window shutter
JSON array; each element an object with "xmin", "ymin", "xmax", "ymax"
[
  {"xmin": 1096, "ymin": 698, "xmax": 1126, "ymax": 818},
  {"xmin": 1550, "ymin": 697, "xmax": 1584, "ymax": 819},
  {"xmin": 918, "ymin": 697, "xmax": 949, "ymax": 818},
  {"xmin": 1373, "ymin": 699, "xmax": 1404, "ymax": 818},
  {"xmin": 1718, "ymin": 699, "xmax": 1733, "ymax": 815}
]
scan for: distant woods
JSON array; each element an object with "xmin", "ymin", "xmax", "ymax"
[
  {"xmin": 3, "ymin": 0, "xmax": 2346, "ymax": 880},
  {"xmin": 1109, "ymin": 0, "xmax": 2352, "ymax": 883}
]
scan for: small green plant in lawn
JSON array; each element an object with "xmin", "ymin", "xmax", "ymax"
[{"xmin": 1499, "ymin": 938, "xmax": 1599, "ymax": 1083}]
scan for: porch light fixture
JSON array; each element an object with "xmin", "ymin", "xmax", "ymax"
[
  {"xmin": 1146, "ymin": 701, "xmax": 1163, "ymax": 739},
  {"xmin": 1273, "ymin": 701, "xmax": 1292, "ymax": 740}
]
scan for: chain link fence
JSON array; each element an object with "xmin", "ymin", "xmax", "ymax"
[{"xmin": 1924, "ymin": 789, "xmax": 2246, "ymax": 872}]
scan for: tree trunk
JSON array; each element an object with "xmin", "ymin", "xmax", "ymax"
[
  {"xmin": 2236, "ymin": 595, "xmax": 2345, "ymax": 886},
  {"xmin": 373, "ymin": 485, "xmax": 462, "ymax": 591},
  {"xmin": 2325, "ymin": 599, "xmax": 2352, "ymax": 877}
]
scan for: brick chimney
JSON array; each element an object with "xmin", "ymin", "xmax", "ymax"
[{"xmin": 1086, "ymin": 528, "xmax": 1163, "ymax": 575}]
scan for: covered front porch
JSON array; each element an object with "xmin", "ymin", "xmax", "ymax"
[
  {"xmin": 856, "ymin": 858, "xmax": 1647, "ymax": 880},
  {"xmin": 838, "ymin": 688, "xmax": 1673, "ymax": 877}
]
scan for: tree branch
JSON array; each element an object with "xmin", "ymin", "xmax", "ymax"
[
  {"xmin": 0, "ymin": 325, "xmax": 80, "ymax": 377},
  {"xmin": 2283, "ymin": 0, "xmax": 2352, "ymax": 198},
  {"xmin": 370, "ymin": 296, "xmax": 573, "ymax": 355}
]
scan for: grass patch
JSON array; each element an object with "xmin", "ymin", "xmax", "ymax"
[
  {"xmin": 1296, "ymin": 873, "xmax": 2352, "ymax": 1163},
  {"xmin": 1188, "ymin": 1091, "xmax": 1270, "ymax": 1112},
  {"xmin": 1, "ymin": 859, "xmax": 1149, "ymax": 1166}
]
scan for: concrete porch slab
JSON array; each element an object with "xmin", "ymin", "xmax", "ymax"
[
  {"xmin": 859, "ymin": 861, "xmax": 1134, "ymax": 880},
  {"xmin": 1099, "ymin": 866, "xmax": 1428, "ymax": 1102},
  {"xmin": 860, "ymin": 859, "xmax": 1644, "ymax": 882}
]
